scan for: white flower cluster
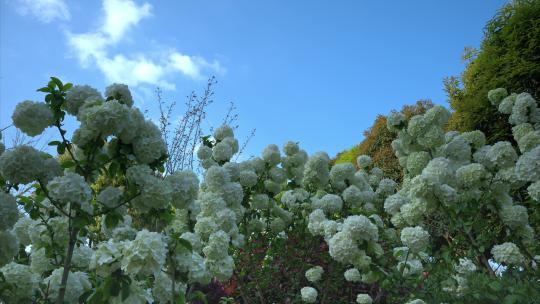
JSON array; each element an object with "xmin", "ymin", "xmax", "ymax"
[
  {"xmin": 301, "ymin": 286, "xmax": 318, "ymax": 303},
  {"xmin": 12, "ymin": 100, "xmax": 54, "ymax": 137},
  {"xmin": 0, "ymin": 262, "xmax": 40, "ymax": 302},
  {"xmin": 356, "ymin": 293, "xmax": 373, "ymax": 304},
  {"xmin": 121, "ymin": 229, "xmax": 167, "ymax": 276},
  {"xmin": 282, "ymin": 141, "xmax": 308, "ymax": 182},
  {"xmin": 400, "ymin": 226, "xmax": 429, "ymax": 253},
  {"xmin": 0, "ymin": 145, "xmax": 61, "ymax": 185},
  {"xmin": 491, "ymin": 242, "xmax": 524, "ymax": 265},
  {"xmin": 305, "ymin": 265, "xmax": 324, "ymax": 283},
  {"xmin": 44, "ymin": 268, "xmax": 91, "ymax": 303},
  {"xmin": 47, "ymin": 172, "xmax": 93, "ymax": 214},
  {"xmin": 344, "ymin": 268, "xmax": 361, "ymax": 282},
  {"xmin": 65, "ymin": 85, "xmax": 103, "ymax": 115}
]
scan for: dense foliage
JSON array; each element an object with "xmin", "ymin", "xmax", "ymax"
[
  {"xmin": 445, "ymin": 0, "xmax": 540, "ymax": 143},
  {"xmin": 0, "ymin": 76, "xmax": 539, "ymax": 304}
]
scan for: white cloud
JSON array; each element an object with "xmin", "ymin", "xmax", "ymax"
[
  {"xmin": 66, "ymin": 0, "xmax": 223, "ymax": 88},
  {"xmin": 12, "ymin": 0, "xmax": 70, "ymax": 23}
]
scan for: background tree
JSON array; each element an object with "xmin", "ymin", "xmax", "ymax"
[{"xmin": 445, "ymin": 0, "xmax": 540, "ymax": 143}]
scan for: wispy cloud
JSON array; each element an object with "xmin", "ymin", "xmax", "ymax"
[
  {"xmin": 11, "ymin": 0, "xmax": 70, "ymax": 23},
  {"xmin": 66, "ymin": 0, "xmax": 224, "ymax": 88}
]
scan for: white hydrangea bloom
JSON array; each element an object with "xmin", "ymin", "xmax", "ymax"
[
  {"xmin": 214, "ymin": 125, "xmax": 234, "ymax": 141},
  {"xmin": 0, "ymin": 192, "xmax": 18, "ymax": 231},
  {"xmin": 12, "ymin": 100, "xmax": 54, "ymax": 136},
  {"xmin": 499, "ymin": 94, "xmax": 517, "ymax": 114},
  {"xmin": 30, "ymin": 247, "xmax": 53, "ymax": 274},
  {"xmin": 462, "ymin": 130, "xmax": 486, "ymax": 150},
  {"xmin": 197, "ymin": 145, "xmax": 213, "ymax": 160},
  {"xmin": 328, "ymin": 230, "xmax": 361, "ymax": 264},
  {"xmin": 384, "ymin": 193, "xmax": 409, "ymax": 215},
  {"xmin": 406, "ymin": 151, "xmax": 431, "ymax": 176},
  {"xmin": 181, "ymin": 232, "xmax": 203, "ymax": 252},
  {"xmin": 300, "ymin": 287, "xmax": 318, "ymax": 303},
  {"xmin": 527, "ymin": 180, "xmax": 540, "ymax": 202},
  {"xmin": 121, "ymin": 229, "xmax": 167, "ymax": 276},
  {"xmin": 499, "ymin": 204, "xmax": 528, "ymax": 229},
  {"xmin": 344, "ymin": 268, "xmax": 361, "ymax": 282},
  {"xmin": 342, "ymin": 185, "xmax": 363, "ymax": 207},
  {"xmin": 456, "ymin": 163, "xmax": 489, "ymax": 188},
  {"xmin": 238, "ymin": 170, "xmax": 258, "ymax": 187},
  {"xmin": 72, "ymin": 245, "xmax": 93, "ymax": 269},
  {"xmin": 283, "ymin": 141, "xmax": 300, "ymax": 156},
  {"xmin": 194, "ymin": 216, "xmax": 219, "ymax": 240},
  {"xmin": 455, "ymin": 258, "xmax": 477, "ymax": 275},
  {"xmin": 251, "ymin": 194, "xmax": 270, "ymax": 210},
  {"xmin": 356, "ymin": 294, "xmax": 373, "ymax": 304},
  {"xmin": 307, "ymin": 209, "xmax": 327, "ymax": 236},
  {"xmin": 65, "ymin": 85, "xmax": 103, "ymax": 115},
  {"xmin": 303, "ymin": 152, "xmax": 330, "ymax": 190},
  {"xmin": 491, "ymin": 242, "xmax": 524, "ymax": 265},
  {"xmin": 262, "ymin": 144, "xmax": 281, "ymax": 166},
  {"xmin": 487, "ymin": 88, "xmax": 508, "ymax": 106},
  {"xmin": 44, "ymin": 268, "xmax": 91, "ymax": 304},
  {"xmin": 97, "ymin": 186, "xmax": 123, "ymax": 209},
  {"xmin": 357, "ymin": 155, "xmax": 372, "ymax": 169},
  {"xmin": 11, "ymin": 216, "xmax": 36, "ymax": 246},
  {"xmin": 312, "ymin": 194, "xmax": 343, "ymax": 214},
  {"xmin": 47, "ymin": 172, "xmax": 93, "ymax": 214},
  {"xmin": 405, "ymin": 299, "xmax": 426, "ymax": 304},
  {"xmin": 400, "ymin": 226, "xmax": 429, "ymax": 253},
  {"xmin": 0, "ymin": 145, "xmax": 44, "ymax": 184},
  {"xmin": 213, "ymin": 141, "xmax": 234, "ymax": 162},
  {"xmin": 133, "ymin": 121, "xmax": 167, "ymax": 164},
  {"xmin": 166, "ymin": 170, "xmax": 199, "ymax": 209},
  {"xmin": 206, "ymin": 255, "xmax": 235, "ymax": 281},
  {"xmin": 0, "ymin": 262, "xmax": 39, "ymax": 302},
  {"xmin": 387, "ymin": 111, "xmax": 405, "ymax": 132},
  {"xmin": 342, "ymin": 215, "xmax": 378, "ymax": 242},
  {"xmin": 188, "ymin": 253, "xmax": 211, "ymax": 284},
  {"xmin": 305, "ymin": 266, "xmax": 324, "ymax": 283},
  {"xmin": 509, "ymin": 93, "xmax": 537, "ymax": 125},
  {"xmin": 152, "ymin": 271, "xmax": 174, "ymax": 303},
  {"xmin": 105, "ymin": 83, "xmax": 133, "ymax": 107},
  {"xmin": 0, "ymin": 230, "xmax": 18, "ymax": 267},
  {"xmin": 517, "ymin": 130, "xmax": 540, "ymax": 153},
  {"xmin": 397, "ymin": 259, "xmax": 423, "ymax": 275},
  {"xmin": 515, "ymin": 146, "xmax": 540, "ymax": 182},
  {"xmin": 203, "ymin": 230, "xmax": 230, "ymax": 260},
  {"xmin": 330, "ymin": 163, "xmax": 355, "ymax": 191}
]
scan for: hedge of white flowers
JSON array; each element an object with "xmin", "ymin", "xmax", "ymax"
[{"xmin": 0, "ymin": 77, "xmax": 539, "ymax": 303}]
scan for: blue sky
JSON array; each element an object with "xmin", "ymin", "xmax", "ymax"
[{"xmin": 0, "ymin": 0, "xmax": 508, "ymax": 159}]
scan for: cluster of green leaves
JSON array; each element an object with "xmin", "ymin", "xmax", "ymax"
[{"xmin": 445, "ymin": 0, "xmax": 540, "ymax": 143}]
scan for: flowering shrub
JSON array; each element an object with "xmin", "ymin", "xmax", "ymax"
[{"xmin": 0, "ymin": 77, "xmax": 539, "ymax": 304}]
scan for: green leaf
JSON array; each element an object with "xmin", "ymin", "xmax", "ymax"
[
  {"xmin": 48, "ymin": 140, "xmax": 61, "ymax": 146},
  {"xmin": 50, "ymin": 77, "xmax": 63, "ymax": 90},
  {"xmin": 57, "ymin": 143, "xmax": 66, "ymax": 155},
  {"xmin": 177, "ymin": 238, "xmax": 193, "ymax": 252},
  {"xmin": 63, "ymin": 83, "xmax": 73, "ymax": 91},
  {"xmin": 62, "ymin": 160, "xmax": 76, "ymax": 169},
  {"xmin": 176, "ymin": 292, "xmax": 186, "ymax": 304},
  {"xmin": 37, "ymin": 87, "xmax": 52, "ymax": 93},
  {"xmin": 121, "ymin": 281, "xmax": 130, "ymax": 300}
]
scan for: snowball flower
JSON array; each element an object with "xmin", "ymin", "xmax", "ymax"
[
  {"xmin": 300, "ymin": 287, "xmax": 318, "ymax": 303},
  {"xmin": 303, "ymin": 152, "xmax": 330, "ymax": 190},
  {"xmin": 0, "ymin": 262, "xmax": 39, "ymax": 302},
  {"xmin": 500, "ymin": 204, "xmax": 528, "ymax": 229},
  {"xmin": 121, "ymin": 229, "xmax": 167, "ymax": 276},
  {"xmin": 305, "ymin": 266, "xmax": 324, "ymax": 283},
  {"xmin": 133, "ymin": 121, "xmax": 167, "ymax": 164},
  {"xmin": 30, "ymin": 247, "xmax": 53, "ymax": 274},
  {"xmin": 47, "ymin": 172, "xmax": 93, "ymax": 214},
  {"xmin": 262, "ymin": 144, "xmax": 281, "ymax": 166},
  {"xmin": 527, "ymin": 180, "xmax": 540, "ymax": 202},
  {"xmin": 491, "ymin": 242, "xmax": 524, "ymax": 265},
  {"xmin": 0, "ymin": 192, "xmax": 18, "ymax": 230},
  {"xmin": 97, "ymin": 186, "xmax": 123, "ymax": 209},
  {"xmin": 387, "ymin": 111, "xmax": 405, "ymax": 132},
  {"xmin": 356, "ymin": 294, "xmax": 373, "ymax": 304},
  {"xmin": 197, "ymin": 145, "xmax": 213, "ymax": 160},
  {"xmin": 384, "ymin": 193, "xmax": 409, "ymax": 215},
  {"xmin": 328, "ymin": 230, "xmax": 361, "ymax": 264},
  {"xmin": 12, "ymin": 100, "xmax": 54, "ymax": 136},
  {"xmin": 11, "ymin": 216, "xmax": 36, "ymax": 246},
  {"xmin": 0, "ymin": 231, "xmax": 18, "ymax": 267},
  {"xmin": 357, "ymin": 155, "xmax": 372, "ymax": 169},
  {"xmin": 166, "ymin": 170, "xmax": 199, "ymax": 208},
  {"xmin": 214, "ymin": 125, "xmax": 234, "ymax": 141},
  {"xmin": 487, "ymin": 88, "xmax": 508, "ymax": 106},
  {"xmin": 90, "ymin": 239, "xmax": 124, "ymax": 277},
  {"xmin": 65, "ymin": 85, "xmax": 103, "ymax": 115},
  {"xmin": 0, "ymin": 145, "xmax": 44, "ymax": 184},
  {"xmin": 283, "ymin": 141, "xmax": 300, "ymax": 156},
  {"xmin": 313, "ymin": 194, "xmax": 343, "ymax": 214},
  {"xmin": 213, "ymin": 141, "xmax": 234, "ymax": 162},
  {"xmin": 515, "ymin": 146, "xmax": 540, "ymax": 182},
  {"xmin": 400, "ymin": 226, "xmax": 429, "ymax": 253},
  {"xmin": 342, "ymin": 215, "xmax": 379, "ymax": 242},
  {"xmin": 44, "ymin": 269, "xmax": 91, "ymax": 303},
  {"xmin": 105, "ymin": 83, "xmax": 133, "ymax": 106},
  {"xmin": 455, "ymin": 258, "xmax": 477, "ymax": 275},
  {"xmin": 344, "ymin": 268, "xmax": 361, "ymax": 282}
]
